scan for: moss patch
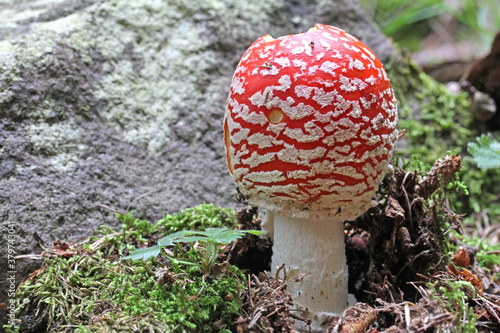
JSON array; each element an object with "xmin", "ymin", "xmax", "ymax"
[
  {"xmin": 9, "ymin": 255, "xmax": 243, "ymax": 333},
  {"xmin": 5, "ymin": 204, "xmax": 242, "ymax": 333},
  {"xmin": 387, "ymin": 54, "xmax": 473, "ymax": 162},
  {"xmin": 386, "ymin": 54, "xmax": 500, "ymax": 216}
]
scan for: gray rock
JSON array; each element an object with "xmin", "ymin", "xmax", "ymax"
[{"xmin": 0, "ymin": 0, "xmax": 394, "ymax": 296}]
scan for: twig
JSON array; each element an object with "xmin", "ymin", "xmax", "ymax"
[
  {"xmin": 248, "ymin": 274, "xmax": 255, "ymax": 310},
  {"xmin": 96, "ymin": 203, "xmax": 125, "ymax": 215},
  {"xmin": 401, "ymin": 171, "xmax": 413, "ymax": 224},
  {"xmin": 14, "ymin": 254, "xmax": 42, "ymax": 260},
  {"xmin": 126, "ymin": 189, "xmax": 161, "ymax": 212}
]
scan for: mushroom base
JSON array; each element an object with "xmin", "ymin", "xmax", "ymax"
[{"xmin": 270, "ymin": 213, "xmax": 348, "ymax": 332}]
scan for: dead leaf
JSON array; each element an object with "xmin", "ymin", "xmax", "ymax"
[
  {"xmin": 42, "ymin": 240, "xmax": 76, "ymax": 258},
  {"xmin": 452, "ymin": 248, "xmax": 471, "ymax": 268},
  {"xmin": 385, "ymin": 196, "xmax": 405, "ymax": 222},
  {"xmin": 328, "ymin": 303, "xmax": 376, "ymax": 333}
]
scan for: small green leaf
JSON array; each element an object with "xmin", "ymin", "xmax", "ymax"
[
  {"xmin": 243, "ymin": 230, "xmax": 263, "ymax": 236},
  {"xmin": 157, "ymin": 230, "xmax": 196, "ymax": 247},
  {"xmin": 468, "ymin": 134, "xmax": 500, "ymax": 169},
  {"xmin": 121, "ymin": 227, "xmax": 263, "ymax": 262},
  {"xmin": 198, "ymin": 227, "xmax": 246, "ymax": 244},
  {"xmin": 121, "ymin": 246, "xmax": 160, "ymax": 261}
]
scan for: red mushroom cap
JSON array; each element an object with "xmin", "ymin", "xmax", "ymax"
[{"xmin": 224, "ymin": 24, "xmax": 398, "ymax": 220}]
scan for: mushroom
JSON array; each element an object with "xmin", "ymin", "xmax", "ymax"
[{"xmin": 224, "ymin": 24, "xmax": 398, "ymax": 331}]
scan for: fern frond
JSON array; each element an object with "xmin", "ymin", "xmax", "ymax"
[{"xmin": 467, "ymin": 134, "xmax": 500, "ymax": 169}]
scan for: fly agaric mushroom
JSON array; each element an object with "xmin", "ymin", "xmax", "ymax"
[{"xmin": 224, "ymin": 24, "xmax": 398, "ymax": 331}]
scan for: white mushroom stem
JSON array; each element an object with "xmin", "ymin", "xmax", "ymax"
[{"xmin": 270, "ymin": 212, "xmax": 348, "ymax": 331}]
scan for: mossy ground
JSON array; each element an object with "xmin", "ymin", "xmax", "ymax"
[
  {"xmin": 4, "ymin": 191, "xmax": 500, "ymax": 332},
  {"xmin": 386, "ymin": 53, "xmax": 500, "ymax": 219},
  {"xmin": 5, "ymin": 204, "xmax": 243, "ymax": 333}
]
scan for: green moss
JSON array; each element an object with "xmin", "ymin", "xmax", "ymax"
[
  {"xmin": 387, "ymin": 55, "xmax": 472, "ymax": 161},
  {"xmin": 91, "ymin": 203, "xmax": 237, "ymax": 257},
  {"xmin": 449, "ymin": 232, "xmax": 500, "ymax": 269},
  {"xmin": 476, "ymin": 251, "xmax": 500, "ymax": 268},
  {"xmin": 430, "ymin": 280, "xmax": 478, "ymax": 332},
  {"xmin": 8, "ymin": 254, "xmax": 242, "ymax": 332},
  {"xmin": 153, "ymin": 203, "xmax": 238, "ymax": 235},
  {"xmin": 5, "ymin": 204, "xmax": 243, "ymax": 332},
  {"xmin": 387, "ymin": 54, "xmax": 500, "ymax": 216}
]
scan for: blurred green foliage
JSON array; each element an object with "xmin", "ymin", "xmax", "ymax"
[
  {"xmin": 385, "ymin": 48, "xmax": 500, "ymax": 220},
  {"xmin": 468, "ymin": 134, "xmax": 500, "ymax": 169},
  {"xmin": 361, "ymin": 0, "xmax": 500, "ymax": 52}
]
